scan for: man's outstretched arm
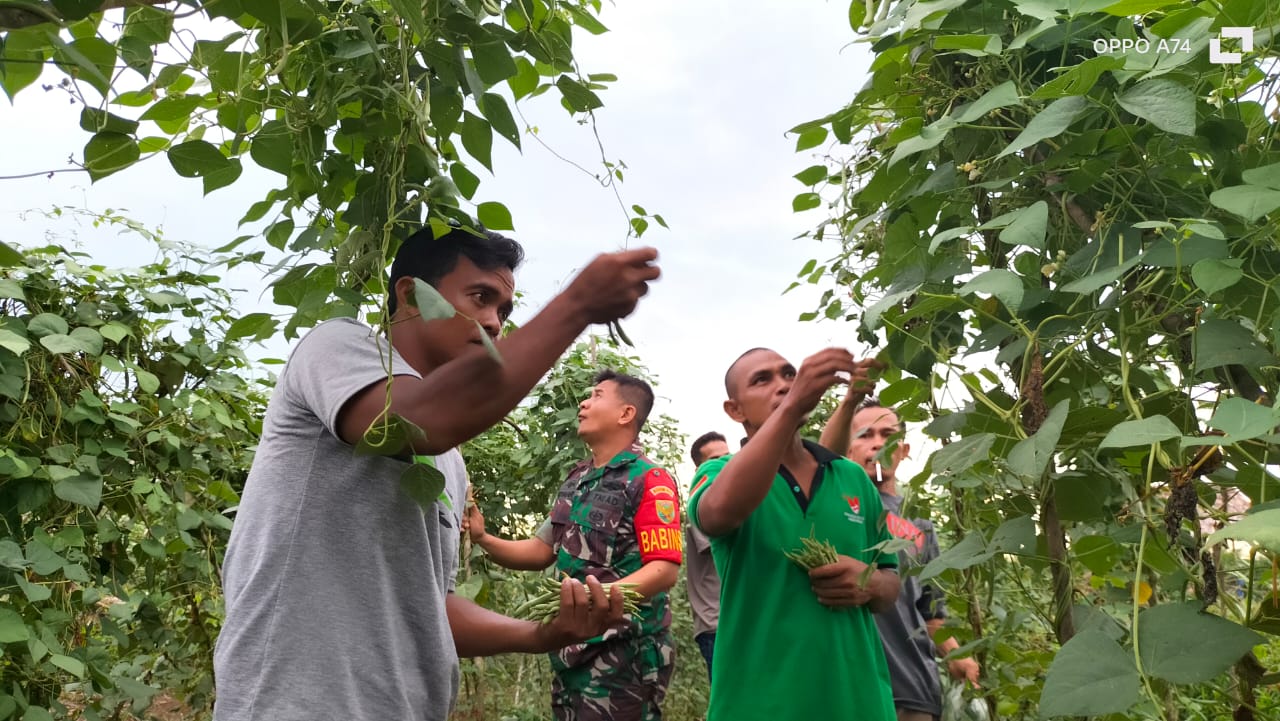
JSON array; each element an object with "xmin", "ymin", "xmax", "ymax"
[{"xmin": 447, "ymin": 576, "xmax": 625, "ymax": 657}]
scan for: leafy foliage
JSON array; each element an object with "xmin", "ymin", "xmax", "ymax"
[
  {"xmin": 0, "ymin": 225, "xmax": 269, "ymax": 719},
  {"xmin": 794, "ymin": 1, "xmax": 1280, "ymax": 718}
]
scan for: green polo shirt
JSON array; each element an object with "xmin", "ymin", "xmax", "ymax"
[{"xmin": 688, "ymin": 440, "xmax": 897, "ymax": 721}]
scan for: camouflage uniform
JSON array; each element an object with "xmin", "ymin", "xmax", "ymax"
[{"xmin": 537, "ymin": 444, "xmax": 683, "ymax": 721}]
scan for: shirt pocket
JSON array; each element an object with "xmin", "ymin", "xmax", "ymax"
[{"xmin": 577, "ymin": 504, "xmax": 624, "ymax": 569}]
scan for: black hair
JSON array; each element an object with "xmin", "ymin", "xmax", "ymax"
[
  {"xmin": 723, "ymin": 347, "xmax": 773, "ymax": 397},
  {"xmin": 387, "ymin": 225, "xmax": 524, "ymax": 316},
  {"xmin": 855, "ymin": 397, "xmax": 907, "ymax": 433},
  {"xmin": 690, "ymin": 431, "xmax": 727, "ymax": 465},
  {"xmin": 593, "ymin": 369, "xmax": 655, "ymax": 433}
]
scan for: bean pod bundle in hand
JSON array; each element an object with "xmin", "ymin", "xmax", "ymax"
[
  {"xmin": 512, "ymin": 576, "xmax": 644, "ymax": 624},
  {"xmin": 784, "ymin": 530, "xmax": 840, "ymax": 570}
]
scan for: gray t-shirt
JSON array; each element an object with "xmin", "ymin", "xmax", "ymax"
[
  {"xmin": 684, "ymin": 523, "xmax": 720, "ymax": 637},
  {"xmin": 214, "ymin": 318, "xmax": 468, "ymax": 721},
  {"xmin": 874, "ymin": 492, "xmax": 947, "ymax": 717}
]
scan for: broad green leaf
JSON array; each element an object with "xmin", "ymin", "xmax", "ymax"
[
  {"xmin": 508, "ymin": 57, "xmax": 539, "ymax": 100},
  {"xmin": 1039, "ymin": 630, "xmax": 1140, "ymax": 719},
  {"xmin": 793, "ymin": 193, "xmax": 822, "ymax": 212},
  {"xmin": 928, "ymin": 226, "xmax": 972, "ymax": 253},
  {"xmin": 1190, "ymin": 258, "xmax": 1243, "ymax": 295},
  {"xmin": 954, "ymin": 81, "xmax": 1021, "ymax": 124},
  {"xmin": 0, "ymin": 242, "xmax": 24, "ymax": 268},
  {"xmin": 51, "ymin": 36, "xmax": 115, "ymax": 96},
  {"xmin": 1209, "ymin": 185, "xmax": 1280, "ymax": 221},
  {"xmin": 40, "ymin": 334, "xmax": 86, "ymax": 355},
  {"xmin": 472, "ymin": 41, "xmax": 517, "ymax": 85},
  {"xmin": 0, "ymin": 329, "xmax": 30, "ymax": 356},
  {"xmin": 1138, "ymin": 602, "xmax": 1264, "ymax": 683},
  {"xmin": 920, "ymin": 532, "xmax": 992, "ymax": 580},
  {"xmin": 959, "ymin": 269, "xmax": 1024, "ymax": 312},
  {"xmin": 1241, "ymin": 162, "xmax": 1280, "ymax": 190},
  {"xmin": 1008, "ymin": 399, "xmax": 1069, "ymax": 478},
  {"xmin": 114, "ymin": 677, "xmax": 159, "ymax": 708},
  {"xmin": 1030, "ymin": 55, "xmax": 1125, "ymax": 100},
  {"xmin": 133, "ymin": 368, "xmax": 160, "ymax": 394},
  {"xmin": 1101, "ymin": 0, "xmax": 1184, "ymax": 14},
  {"xmin": 555, "ymin": 76, "xmax": 603, "ymax": 113},
  {"xmin": 24, "ymin": 706, "xmax": 55, "ymax": 721},
  {"xmin": 477, "ymin": 201, "xmax": 514, "ymax": 231},
  {"xmin": 931, "ymin": 432, "xmax": 995, "ymax": 476},
  {"xmin": 999, "ymin": 201, "xmax": 1049, "ymax": 248},
  {"xmin": 249, "ymin": 120, "xmax": 293, "ymax": 175},
  {"xmin": 1072, "ymin": 604, "xmax": 1125, "ymax": 641},
  {"xmin": 902, "ymin": 0, "xmax": 969, "ymax": 31},
  {"xmin": 0, "ymin": 540, "xmax": 25, "ymax": 570},
  {"xmin": 990, "ymin": 515, "xmax": 1036, "ymax": 555},
  {"xmin": 28, "ymin": 313, "xmax": 69, "ymax": 337},
  {"xmin": 794, "ymin": 165, "xmax": 828, "ymax": 186},
  {"xmin": 460, "ymin": 111, "xmax": 494, "ymax": 171},
  {"xmin": 997, "ymin": 96, "xmax": 1089, "ymax": 159},
  {"xmin": 1060, "ymin": 255, "xmax": 1142, "ymax": 294},
  {"xmin": 399, "ymin": 462, "xmax": 447, "ymax": 510},
  {"xmin": 79, "ymin": 107, "xmax": 139, "ymax": 136},
  {"xmin": 0, "ymin": 31, "xmax": 45, "ymax": 101},
  {"xmin": 450, "ymin": 163, "xmax": 481, "ymax": 200},
  {"xmin": 139, "ymin": 94, "xmax": 202, "ymax": 121},
  {"xmin": 52, "ymin": 0, "xmax": 100, "ymax": 20},
  {"xmin": 1206, "ymin": 508, "xmax": 1280, "ymax": 553},
  {"xmin": 226, "ymin": 313, "xmax": 277, "ymax": 342},
  {"xmin": 1194, "ymin": 318, "xmax": 1274, "ymax": 372},
  {"xmin": 410, "ymin": 278, "xmax": 457, "ymax": 322},
  {"xmin": 1073, "ymin": 535, "xmax": 1122, "ymax": 575},
  {"xmin": 934, "ymin": 34, "xmax": 1002, "ymax": 56},
  {"xmin": 889, "ymin": 117, "xmax": 956, "ymax": 166},
  {"xmin": 123, "ymin": 5, "xmax": 175, "ymax": 45},
  {"xmin": 479, "ymin": 93, "xmax": 520, "ymax": 148},
  {"xmin": 53, "ymin": 474, "xmax": 103, "ymax": 508},
  {"xmin": 203, "ymin": 158, "xmax": 243, "ymax": 194},
  {"xmin": 84, "ymin": 132, "xmax": 140, "ymax": 182},
  {"xmin": 68, "ymin": 327, "xmax": 103, "ymax": 356},
  {"xmin": 1098, "ymin": 415, "xmax": 1181, "ymax": 448},
  {"xmin": 795, "ymin": 127, "xmax": 828, "ymax": 151},
  {"xmin": 168, "ymin": 140, "xmax": 230, "ymax": 178},
  {"xmin": 1117, "ymin": 79, "xmax": 1195, "ymax": 135},
  {"xmin": 1206, "ymin": 397, "xmax": 1277, "ymax": 442},
  {"xmin": 0, "ymin": 608, "xmax": 30, "ymax": 642},
  {"xmin": 49, "ymin": 654, "xmax": 86, "ymax": 678}
]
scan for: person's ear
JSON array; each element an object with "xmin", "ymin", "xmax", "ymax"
[
  {"xmin": 618, "ymin": 404, "xmax": 637, "ymax": 428},
  {"xmin": 724, "ymin": 399, "xmax": 746, "ymax": 424},
  {"xmin": 394, "ymin": 276, "xmax": 419, "ymax": 319}
]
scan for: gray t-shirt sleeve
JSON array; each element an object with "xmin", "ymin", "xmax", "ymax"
[
  {"xmin": 285, "ymin": 318, "xmax": 421, "ymax": 440},
  {"xmin": 534, "ymin": 517, "xmax": 554, "ymax": 545}
]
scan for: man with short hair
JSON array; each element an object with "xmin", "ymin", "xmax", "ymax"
[
  {"xmin": 688, "ymin": 347, "xmax": 899, "ymax": 721},
  {"xmin": 821, "ymin": 394, "xmax": 982, "ymax": 721},
  {"xmin": 465, "ymin": 369, "xmax": 683, "ymax": 721},
  {"xmin": 685, "ymin": 431, "xmax": 730, "ymax": 677},
  {"xmin": 214, "ymin": 226, "xmax": 660, "ymax": 721}
]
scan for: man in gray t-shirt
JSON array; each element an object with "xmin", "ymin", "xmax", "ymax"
[
  {"xmin": 684, "ymin": 431, "xmax": 731, "ymax": 677},
  {"xmin": 214, "ymin": 227, "xmax": 661, "ymax": 721},
  {"xmin": 822, "ymin": 395, "xmax": 981, "ymax": 721}
]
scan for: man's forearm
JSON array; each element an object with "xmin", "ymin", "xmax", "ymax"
[
  {"xmin": 616, "ymin": 560, "xmax": 679, "ymax": 598},
  {"xmin": 818, "ymin": 394, "xmax": 856, "ymax": 457},
  {"xmin": 697, "ymin": 404, "xmax": 806, "ymax": 535},
  {"xmin": 476, "ymin": 535, "xmax": 555, "ymax": 571},
  {"xmin": 446, "ymin": 594, "xmax": 556, "ymax": 657},
  {"xmin": 867, "ymin": 569, "xmax": 901, "ymax": 614}
]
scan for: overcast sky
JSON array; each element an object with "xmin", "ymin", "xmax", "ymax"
[{"xmin": 0, "ymin": 0, "xmax": 929, "ymax": 484}]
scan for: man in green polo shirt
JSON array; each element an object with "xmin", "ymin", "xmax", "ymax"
[{"xmin": 688, "ymin": 347, "xmax": 899, "ymax": 721}]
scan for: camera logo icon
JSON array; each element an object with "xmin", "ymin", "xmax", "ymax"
[{"xmin": 1209, "ymin": 27, "xmax": 1253, "ymax": 64}]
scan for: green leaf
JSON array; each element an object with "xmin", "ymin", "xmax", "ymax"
[
  {"xmin": 1206, "ymin": 508, "xmax": 1280, "ymax": 554},
  {"xmin": 1206, "ymin": 397, "xmax": 1276, "ymax": 442},
  {"xmin": 474, "ymin": 319, "xmax": 502, "ymax": 364},
  {"xmin": 79, "ymin": 107, "xmax": 139, "ymax": 136},
  {"xmin": 387, "ymin": 0, "xmax": 427, "ymax": 36},
  {"xmin": 990, "ymin": 515, "xmax": 1036, "ymax": 555},
  {"xmin": 24, "ymin": 706, "xmax": 55, "ymax": 721},
  {"xmin": 1030, "ymin": 55, "xmax": 1125, "ymax": 100},
  {"xmin": 410, "ymin": 278, "xmax": 457, "ymax": 322},
  {"xmin": 1073, "ymin": 535, "xmax": 1122, "ymax": 575},
  {"xmin": 920, "ymin": 533, "xmax": 992, "ymax": 580},
  {"xmin": 1190, "ymin": 258, "xmax": 1243, "ymax": 295},
  {"xmin": 1101, "ymin": 0, "xmax": 1184, "ymax": 15},
  {"xmin": 0, "ymin": 241, "xmax": 24, "ymax": 268},
  {"xmin": 168, "ymin": 140, "xmax": 230, "ymax": 178},
  {"xmin": 28, "ymin": 313, "xmax": 69, "ymax": 337},
  {"xmin": 0, "ymin": 30, "xmax": 46, "ymax": 101},
  {"xmin": 139, "ymin": 93, "xmax": 202, "ymax": 122},
  {"xmin": 84, "ymin": 132, "xmax": 141, "ymax": 182},
  {"xmin": 1039, "ymin": 630, "xmax": 1140, "ymax": 719},
  {"xmin": 1138, "ymin": 602, "xmax": 1265, "ymax": 683},
  {"xmin": 52, "ymin": 36, "xmax": 115, "ymax": 95},
  {"xmin": 1060, "ymin": 255, "xmax": 1142, "ymax": 294},
  {"xmin": 999, "ymin": 201, "xmax": 1049, "ymax": 249},
  {"xmin": 53, "ymin": 474, "xmax": 103, "ymax": 508},
  {"xmin": 69, "ymin": 327, "xmax": 103, "ymax": 356},
  {"xmin": 932, "ymin": 433, "xmax": 995, "ymax": 476},
  {"xmin": 399, "ymin": 461, "xmax": 447, "ymax": 510},
  {"xmin": 1241, "ymin": 162, "xmax": 1280, "ymax": 190},
  {"xmin": 203, "ymin": 158, "xmax": 243, "ymax": 194},
  {"xmin": 795, "ymin": 127, "xmax": 828, "ymax": 151},
  {"xmin": 477, "ymin": 201, "xmax": 514, "ymax": 231},
  {"xmin": 934, "ymin": 34, "xmax": 1002, "ymax": 56},
  {"xmin": 889, "ymin": 117, "xmax": 956, "ymax": 166},
  {"xmin": 555, "ymin": 76, "xmax": 603, "ymax": 113},
  {"xmin": 794, "ymin": 165, "xmax": 828, "ymax": 186},
  {"xmin": 226, "ymin": 313, "xmax": 277, "ymax": 342},
  {"xmin": 52, "ymin": 0, "xmax": 100, "ymax": 20},
  {"xmin": 49, "ymin": 654, "xmax": 86, "ymax": 678},
  {"xmin": 1116, "ymin": 79, "xmax": 1195, "ymax": 136},
  {"xmin": 793, "ymin": 193, "xmax": 822, "ymax": 212},
  {"xmin": 0, "ymin": 329, "xmax": 31, "ymax": 356},
  {"xmin": 954, "ymin": 81, "xmax": 1022, "ymax": 123},
  {"xmin": 460, "ymin": 111, "xmax": 494, "ymax": 172},
  {"xmin": 249, "ymin": 120, "xmax": 294, "ymax": 175},
  {"xmin": 997, "ymin": 96, "xmax": 1089, "ymax": 159},
  {"xmin": 565, "ymin": 5, "xmax": 609, "ymax": 34},
  {"xmin": 113, "ymin": 678, "xmax": 159, "ymax": 708},
  {"xmin": 0, "ymin": 608, "xmax": 30, "ymax": 642},
  {"xmin": 479, "ymin": 93, "xmax": 520, "ymax": 148},
  {"xmin": 508, "ymin": 57, "xmax": 539, "ymax": 100},
  {"xmin": 134, "ymin": 368, "xmax": 160, "ymax": 394},
  {"xmin": 1194, "ymin": 318, "xmax": 1273, "ymax": 373},
  {"xmin": 355, "ymin": 413, "xmax": 427, "ymax": 457},
  {"xmin": 1008, "ymin": 399, "xmax": 1069, "ymax": 478},
  {"xmin": 1099, "ymin": 415, "xmax": 1181, "ymax": 448},
  {"xmin": 959, "ymin": 269, "xmax": 1024, "ymax": 312},
  {"xmin": 472, "ymin": 41, "xmax": 517, "ymax": 85},
  {"xmin": 1209, "ymin": 185, "xmax": 1280, "ymax": 221},
  {"xmin": 123, "ymin": 5, "xmax": 175, "ymax": 45}
]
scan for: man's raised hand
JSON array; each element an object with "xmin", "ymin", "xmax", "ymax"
[
  {"xmin": 783, "ymin": 347, "xmax": 859, "ymax": 418},
  {"xmin": 564, "ymin": 248, "xmax": 661, "ymax": 325}
]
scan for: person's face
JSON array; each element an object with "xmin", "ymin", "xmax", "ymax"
[
  {"xmin": 724, "ymin": 350, "xmax": 796, "ymax": 430},
  {"xmin": 695, "ymin": 439, "xmax": 731, "ymax": 465},
  {"xmin": 577, "ymin": 380, "xmax": 635, "ymax": 440},
  {"xmin": 393, "ymin": 256, "xmax": 515, "ymax": 366},
  {"xmin": 848, "ymin": 406, "xmax": 910, "ymax": 484}
]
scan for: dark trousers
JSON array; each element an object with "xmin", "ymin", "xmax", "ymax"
[{"xmin": 694, "ymin": 631, "xmax": 715, "ymax": 679}]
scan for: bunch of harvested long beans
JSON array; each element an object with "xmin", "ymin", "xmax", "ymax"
[
  {"xmin": 512, "ymin": 576, "xmax": 644, "ymax": 624},
  {"xmin": 785, "ymin": 531, "xmax": 840, "ymax": 570}
]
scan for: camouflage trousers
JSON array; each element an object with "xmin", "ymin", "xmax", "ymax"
[{"xmin": 549, "ymin": 632, "xmax": 674, "ymax": 721}]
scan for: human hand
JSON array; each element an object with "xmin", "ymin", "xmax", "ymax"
[
  {"xmin": 781, "ymin": 348, "xmax": 859, "ymax": 419},
  {"xmin": 808, "ymin": 555, "xmax": 875, "ymax": 608},
  {"xmin": 844, "ymin": 358, "xmax": 886, "ymax": 402},
  {"xmin": 564, "ymin": 248, "xmax": 661, "ymax": 325},
  {"xmin": 948, "ymin": 656, "xmax": 981, "ymax": 688},
  {"xmin": 538, "ymin": 575, "xmax": 627, "ymax": 647},
  {"xmin": 462, "ymin": 503, "xmax": 486, "ymax": 543}
]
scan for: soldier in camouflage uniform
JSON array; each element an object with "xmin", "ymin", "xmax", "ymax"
[{"xmin": 465, "ymin": 369, "xmax": 684, "ymax": 721}]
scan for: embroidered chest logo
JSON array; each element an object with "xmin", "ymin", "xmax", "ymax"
[{"xmin": 843, "ymin": 495, "xmax": 865, "ymax": 524}]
